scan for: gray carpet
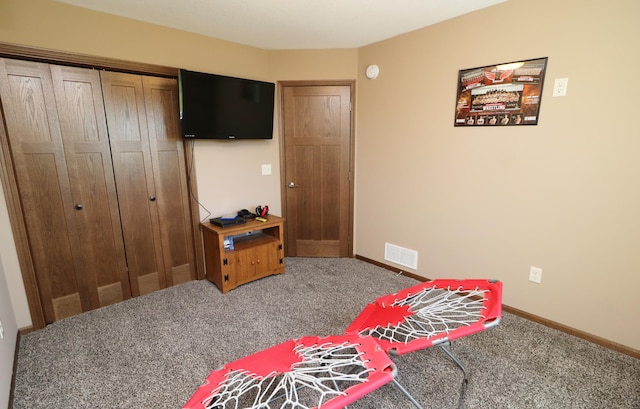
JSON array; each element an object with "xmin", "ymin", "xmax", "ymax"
[{"xmin": 12, "ymin": 257, "xmax": 640, "ymax": 408}]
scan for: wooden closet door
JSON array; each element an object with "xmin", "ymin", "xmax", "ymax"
[
  {"xmin": 50, "ymin": 65, "xmax": 130, "ymax": 310},
  {"xmin": 141, "ymin": 76, "xmax": 196, "ymax": 286},
  {"xmin": 100, "ymin": 71, "xmax": 165, "ymax": 296},
  {"xmin": 0, "ymin": 59, "xmax": 129, "ymax": 323},
  {"xmin": 101, "ymin": 71, "xmax": 195, "ymax": 295}
]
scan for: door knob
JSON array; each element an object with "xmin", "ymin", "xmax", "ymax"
[
  {"xmin": 74, "ymin": 204, "xmax": 83, "ymax": 211},
  {"xmin": 149, "ymin": 195, "xmax": 156, "ymax": 202},
  {"xmin": 288, "ymin": 182, "xmax": 299, "ymax": 188}
]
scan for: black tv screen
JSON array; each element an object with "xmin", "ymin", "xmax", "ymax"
[{"xmin": 178, "ymin": 69, "xmax": 275, "ymax": 139}]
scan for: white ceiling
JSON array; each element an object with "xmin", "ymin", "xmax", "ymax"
[{"xmin": 54, "ymin": 0, "xmax": 507, "ymax": 50}]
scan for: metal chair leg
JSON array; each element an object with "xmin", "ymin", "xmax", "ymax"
[
  {"xmin": 439, "ymin": 342, "xmax": 469, "ymax": 409},
  {"xmin": 392, "ymin": 378, "xmax": 425, "ymax": 409}
]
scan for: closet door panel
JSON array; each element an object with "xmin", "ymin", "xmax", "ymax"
[
  {"xmin": 50, "ymin": 65, "xmax": 130, "ymax": 307},
  {"xmin": 0, "ymin": 58, "xmax": 87, "ymax": 322},
  {"xmin": 142, "ymin": 76, "xmax": 196, "ymax": 286},
  {"xmin": 114, "ymin": 150, "xmax": 161, "ymax": 295},
  {"xmin": 100, "ymin": 71, "xmax": 165, "ymax": 296}
]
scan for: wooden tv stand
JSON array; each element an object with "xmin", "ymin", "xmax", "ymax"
[{"xmin": 202, "ymin": 215, "xmax": 285, "ymax": 293}]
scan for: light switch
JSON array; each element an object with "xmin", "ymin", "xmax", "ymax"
[{"xmin": 261, "ymin": 164, "xmax": 272, "ymax": 175}]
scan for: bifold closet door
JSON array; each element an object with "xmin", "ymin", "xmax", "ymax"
[
  {"xmin": 140, "ymin": 75, "xmax": 196, "ymax": 287},
  {"xmin": 0, "ymin": 59, "xmax": 130, "ymax": 323},
  {"xmin": 101, "ymin": 71, "xmax": 196, "ymax": 296}
]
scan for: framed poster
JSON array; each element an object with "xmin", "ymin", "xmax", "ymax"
[{"xmin": 454, "ymin": 57, "xmax": 548, "ymax": 127}]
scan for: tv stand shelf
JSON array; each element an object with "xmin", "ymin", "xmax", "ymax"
[{"xmin": 202, "ymin": 216, "xmax": 285, "ymax": 293}]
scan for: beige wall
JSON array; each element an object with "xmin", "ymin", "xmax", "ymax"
[
  {"xmin": 0, "ymin": 190, "xmax": 19, "ymax": 409},
  {"xmin": 269, "ymin": 49, "xmax": 358, "ymax": 80},
  {"xmin": 0, "ymin": 0, "xmax": 638, "ymax": 351},
  {"xmin": 356, "ymin": 0, "xmax": 640, "ymax": 349}
]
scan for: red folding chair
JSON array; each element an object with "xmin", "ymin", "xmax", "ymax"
[
  {"xmin": 183, "ymin": 334, "xmax": 398, "ymax": 409},
  {"xmin": 345, "ymin": 279, "xmax": 503, "ymax": 408},
  {"xmin": 184, "ymin": 279, "xmax": 502, "ymax": 409}
]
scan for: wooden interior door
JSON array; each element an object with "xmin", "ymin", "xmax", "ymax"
[
  {"xmin": 281, "ymin": 82, "xmax": 354, "ymax": 257},
  {"xmin": 0, "ymin": 58, "xmax": 129, "ymax": 322},
  {"xmin": 101, "ymin": 71, "xmax": 196, "ymax": 295},
  {"xmin": 50, "ymin": 64, "xmax": 130, "ymax": 309},
  {"xmin": 141, "ymin": 75, "xmax": 196, "ymax": 286},
  {"xmin": 101, "ymin": 71, "xmax": 166, "ymax": 296}
]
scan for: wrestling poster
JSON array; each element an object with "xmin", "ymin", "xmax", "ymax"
[{"xmin": 454, "ymin": 57, "xmax": 547, "ymax": 127}]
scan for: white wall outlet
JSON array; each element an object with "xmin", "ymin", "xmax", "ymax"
[
  {"xmin": 529, "ymin": 266, "xmax": 542, "ymax": 284},
  {"xmin": 552, "ymin": 78, "xmax": 568, "ymax": 97},
  {"xmin": 261, "ymin": 164, "xmax": 272, "ymax": 175},
  {"xmin": 0, "ymin": 319, "xmax": 4, "ymax": 340}
]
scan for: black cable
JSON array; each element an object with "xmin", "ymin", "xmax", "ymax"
[{"xmin": 186, "ymin": 138, "xmax": 211, "ymax": 224}]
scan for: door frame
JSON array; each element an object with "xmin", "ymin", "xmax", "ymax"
[
  {"xmin": 0, "ymin": 42, "xmax": 205, "ymax": 331},
  {"xmin": 278, "ymin": 80, "xmax": 356, "ymax": 257}
]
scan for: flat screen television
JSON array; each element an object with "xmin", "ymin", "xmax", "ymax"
[{"xmin": 178, "ymin": 69, "xmax": 275, "ymax": 139}]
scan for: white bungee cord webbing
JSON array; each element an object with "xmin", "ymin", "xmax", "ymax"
[
  {"xmin": 204, "ymin": 342, "xmax": 373, "ymax": 409},
  {"xmin": 369, "ymin": 285, "xmax": 489, "ymax": 346}
]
